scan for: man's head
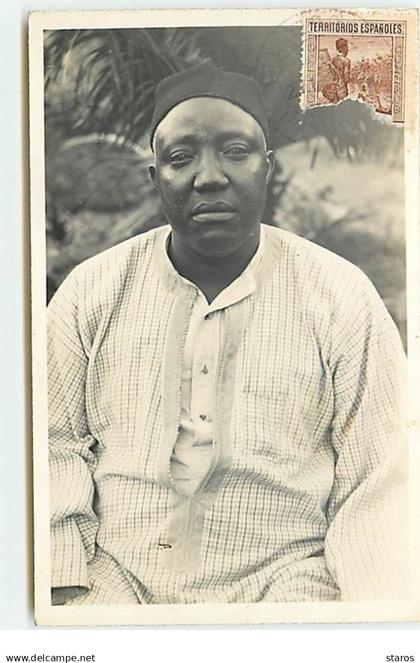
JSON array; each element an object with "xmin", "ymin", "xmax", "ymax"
[
  {"xmin": 149, "ymin": 63, "xmax": 274, "ymax": 261},
  {"xmin": 336, "ymin": 38, "xmax": 349, "ymax": 56}
]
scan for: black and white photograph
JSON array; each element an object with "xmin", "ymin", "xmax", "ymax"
[{"xmin": 29, "ymin": 8, "xmax": 419, "ymax": 626}]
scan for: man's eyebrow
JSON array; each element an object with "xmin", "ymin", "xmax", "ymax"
[
  {"xmin": 158, "ymin": 132, "xmax": 198, "ymax": 149},
  {"xmin": 216, "ymin": 130, "xmax": 258, "ymax": 142},
  {"xmin": 158, "ymin": 129, "xmax": 259, "ymax": 151}
]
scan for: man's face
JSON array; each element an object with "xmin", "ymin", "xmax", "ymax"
[{"xmin": 150, "ymin": 97, "xmax": 274, "ymax": 260}]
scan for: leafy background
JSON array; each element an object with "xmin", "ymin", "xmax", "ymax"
[{"xmin": 44, "ymin": 26, "xmax": 406, "ymax": 346}]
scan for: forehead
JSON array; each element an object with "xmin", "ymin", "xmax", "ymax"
[{"xmin": 154, "ymin": 97, "xmax": 265, "ymax": 150}]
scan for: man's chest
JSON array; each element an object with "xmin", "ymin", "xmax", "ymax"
[{"xmin": 85, "ymin": 287, "xmax": 335, "ymax": 475}]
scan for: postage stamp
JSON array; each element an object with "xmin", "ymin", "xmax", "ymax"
[{"xmin": 302, "ymin": 15, "xmax": 407, "ymax": 122}]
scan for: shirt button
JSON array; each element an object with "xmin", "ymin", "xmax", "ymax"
[
  {"xmin": 199, "ymin": 414, "xmax": 211, "ymax": 422},
  {"xmin": 201, "ymin": 365, "xmax": 208, "ymax": 374}
]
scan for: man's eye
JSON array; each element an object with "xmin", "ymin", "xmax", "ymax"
[
  {"xmin": 224, "ymin": 145, "xmax": 250, "ymax": 159},
  {"xmin": 169, "ymin": 152, "xmax": 192, "ymax": 166}
]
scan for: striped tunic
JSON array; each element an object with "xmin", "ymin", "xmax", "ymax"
[{"xmin": 48, "ymin": 224, "xmax": 407, "ymax": 605}]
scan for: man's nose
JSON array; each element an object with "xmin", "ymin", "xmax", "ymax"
[{"xmin": 193, "ymin": 153, "xmax": 229, "ymax": 191}]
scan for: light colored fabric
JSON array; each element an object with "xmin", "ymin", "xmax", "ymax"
[
  {"xmin": 48, "ymin": 224, "xmax": 407, "ymax": 605},
  {"xmin": 54, "ymin": 546, "xmax": 142, "ymax": 605},
  {"xmin": 170, "ymin": 231, "xmax": 264, "ymax": 496}
]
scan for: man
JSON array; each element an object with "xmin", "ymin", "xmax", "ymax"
[
  {"xmin": 49, "ymin": 62, "xmax": 406, "ymax": 606},
  {"xmin": 331, "ymin": 38, "xmax": 351, "ymax": 100}
]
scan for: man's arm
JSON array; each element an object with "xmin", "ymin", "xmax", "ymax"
[
  {"xmin": 48, "ymin": 269, "xmax": 99, "ymax": 604},
  {"xmin": 324, "ymin": 273, "xmax": 407, "ymax": 601}
]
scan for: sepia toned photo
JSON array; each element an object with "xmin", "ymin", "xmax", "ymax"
[{"xmin": 29, "ymin": 9, "xmax": 419, "ymax": 626}]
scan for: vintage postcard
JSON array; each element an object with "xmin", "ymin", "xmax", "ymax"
[{"xmin": 29, "ymin": 8, "xmax": 419, "ymax": 626}]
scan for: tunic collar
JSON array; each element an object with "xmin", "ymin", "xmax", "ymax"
[{"xmin": 153, "ymin": 223, "xmax": 273, "ymax": 297}]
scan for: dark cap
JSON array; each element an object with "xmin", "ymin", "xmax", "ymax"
[{"xmin": 150, "ymin": 61, "xmax": 268, "ymax": 148}]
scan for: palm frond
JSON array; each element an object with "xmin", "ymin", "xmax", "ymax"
[{"xmin": 44, "ymin": 28, "xmax": 203, "ymax": 143}]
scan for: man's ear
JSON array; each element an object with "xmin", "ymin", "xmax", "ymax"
[
  {"xmin": 149, "ymin": 164, "xmax": 157, "ymax": 186},
  {"xmin": 265, "ymin": 150, "xmax": 275, "ymax": 185}
]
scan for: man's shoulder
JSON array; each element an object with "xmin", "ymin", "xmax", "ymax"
[
  {"xmin": 50, "ymin": 225, "xmax": 168, "ymax": 314},
  {"xmin": 263, "ymin": 224, "xmax": 375, "ymax": 298},
  {"xmin": 264, "ymin": 223, "xmax": 360, "ymax": 272},
  {"xmin": 263, "ymin": 224, "xmax": 392, "ymax": 338},
  {"xmin": 73, "ymin": 225, "xmax": 167, "ymax": 281}
]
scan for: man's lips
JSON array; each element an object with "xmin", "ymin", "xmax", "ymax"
[{"xmin": 191, "ymin": 202, "xmax": 236, "ymax": 222}]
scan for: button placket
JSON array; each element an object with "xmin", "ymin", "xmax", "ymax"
[{"xmin": 190, "ymin": 307, "xmax": 216, "ymax": 429}]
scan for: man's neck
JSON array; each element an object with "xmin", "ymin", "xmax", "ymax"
[{"xmin": 167, "ymin": 230, "xmax": 261, "ymax": 303}]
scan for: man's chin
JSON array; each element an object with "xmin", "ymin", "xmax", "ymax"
[
  {"xmin": 169, "ymin": 218, "xmax": 261, "ymax": 262},
  {"xmin": 192, "ymin": 238, "xmax": 238, "ymax": 261},
  {"xmin": 191, "ymin": 231, "xmax": 259, "ymax": 262},
  {"xmin": 184, "ymin": 220, "xmax": 234, "ymax": 248}
]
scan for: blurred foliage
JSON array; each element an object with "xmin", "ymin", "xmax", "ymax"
[
  {"xmin": 43, "ymin": 27, "xmax": 406, "ymax": 346},
  {"xmin": 45, "ymin": 28, "xmax": 202, "ymax": 143}
]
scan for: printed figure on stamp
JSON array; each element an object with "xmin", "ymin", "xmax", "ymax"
[{"xmin": 303, "ymin": 17, "xmax": 406, "ymax": 122}]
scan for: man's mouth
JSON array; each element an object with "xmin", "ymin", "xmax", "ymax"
[{"xmin": 191, "ymin": 201, "xmax": 236, "ymax": 222}]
